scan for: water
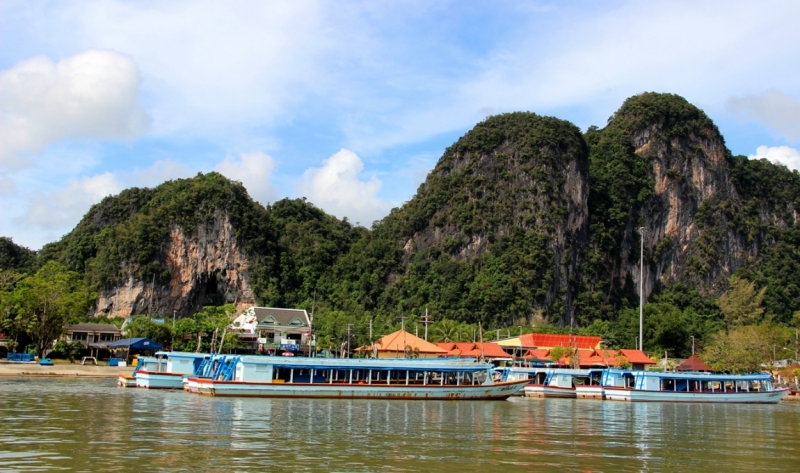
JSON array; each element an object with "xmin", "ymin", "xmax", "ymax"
[{"xmin": 0, "ymin": 378, "xmax": 798, "ymax": 472}]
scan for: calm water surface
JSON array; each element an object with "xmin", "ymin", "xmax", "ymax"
[{"xmin": 0, "ymin": 377, "xmax": 798, "ymax": 472}]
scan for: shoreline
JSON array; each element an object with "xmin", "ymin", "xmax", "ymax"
[{"xmin": 0, "ymin": 362, "xmax": 129, "ymax": 378}]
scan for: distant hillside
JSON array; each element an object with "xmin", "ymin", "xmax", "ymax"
[
  {"xmin": 327, "ymin": 112, "xmax": 589, "ymax": 327},
  {"xmin": 10, "ymin": 92, "xmax": 800, "ymax": 329},
  {"xmin": 0, "ymin": 237, "xmax": 36, "ymax": 274},
  {"xmin": 36, "ymin": 173, "xmax": 362, "ymax": 318}
]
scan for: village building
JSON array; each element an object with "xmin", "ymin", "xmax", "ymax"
[
  {"xmin": 62, "ymin": 323, "xmax": 123, "ymax": 359},
  {"xmin": 357, "ymin": 329, "xmax": 448, "ymax": 359},
  {"xmin": 230, "ymin": 307, "xmax": 312, "ymax": 355},
  {"xmin": 436, "ymin": 342, "xmax": 513, "ymax": 364},
  {"xmin": 495, "ymin": 332, "xmax": 655, "ymax": 369},
  {"xmin": 675, "ymin": 354, "xmax": 713, "ymax": 372}
]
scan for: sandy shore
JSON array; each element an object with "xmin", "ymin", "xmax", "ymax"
[{"xmin": 0, "ymin": 361, "xmax": 131, "ymax": 378}]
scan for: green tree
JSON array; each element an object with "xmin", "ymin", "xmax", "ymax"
[
  {"xmin": 718, "ymin": 276, "xmax": 768, "ymax": 327},
  {"xmin": 125, "ymin": 315, "xmax": 173, "ymax": 348},
  {"xmin": 703, "ymin": 324, "xmax": 791, "ymax": 373},
  {"xmin": 2, "ymin": 261, "xmax": 94, "ymax": 357},
  {"xmin": 549, "ymin": 345, "xmax": 571, "ymax": 365},
  {"xmin": 431, "ymin": 319, "xmax": 461, "ymax": 343}
]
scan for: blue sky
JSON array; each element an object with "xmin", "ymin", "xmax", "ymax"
[{"xmin": 2, "ymin": 0, "xmax": 800, "ymax": 249}]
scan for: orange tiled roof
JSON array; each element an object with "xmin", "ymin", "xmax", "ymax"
[
  {"xmin": 618, "ymin": 349, "xmax": 656, "ymax": 365},
  {"xmin": 519, "ymin": 333, "xmax": 602, "ymax": 350},
  {"xmin": 675, "ymin": 354, "xmax": 712, "ymax": 371},
  {"xmin": 523, "ymin": 349, "xmax": 551, "ymax": 360},
  {"xmin": 462, "ymin": 342, "xmax": 509, "ymax": 359},
  {"xmin": 370, "ymin": 330, "xmax": 448, "ymax": 354}
]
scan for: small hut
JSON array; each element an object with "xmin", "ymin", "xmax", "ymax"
[{"xmin": 675, "ymin": 354, "xmax": 713, "ymax": 372}]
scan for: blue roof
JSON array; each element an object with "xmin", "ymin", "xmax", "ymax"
[{"xmin": 107, "ymin": 338, "xmax": 164, "ymax": 350}]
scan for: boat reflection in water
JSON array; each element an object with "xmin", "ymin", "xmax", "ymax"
[{"xmin": 183, "ymin": 355, "xmax": 529, "ymax": 400}]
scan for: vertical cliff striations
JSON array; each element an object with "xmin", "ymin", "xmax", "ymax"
[{"xmin": 376, "ymin": 112, "xmax": 590, "ymax": 326}]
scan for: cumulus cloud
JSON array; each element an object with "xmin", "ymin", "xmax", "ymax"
[
  {"xmin": 749, "ymin": 145, "xmax": 800, "ymax": 170},
  {"xmin": 22, "ymin": 172, "xmax": 125, "ymax": 229},
  {"xmin": 728, "ymin": 89, "xmax": 800, "ymax": 143},
  {"xmin": 130, "ymin": 160, "xmax": 192, "ymax": 188},
  {"xmin": 0, "ymin": 50, "xmax": 150, "ymax": 168},
  {"xmin": 214, "ymin": 152, "xmax": 277, "ymax": 205},
  {"xmin": 298, "ymin": 149, "xmax": 392, "ymax": 226}
]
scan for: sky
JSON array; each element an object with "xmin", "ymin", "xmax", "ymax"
[{"xmin": 2, "ymin": 0, "xmax": 800, "ymax": 250}]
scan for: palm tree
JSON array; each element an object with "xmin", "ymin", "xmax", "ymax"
[{"xmin": 433, "ymin": 320, "xmax": 460, "ymax": 343}]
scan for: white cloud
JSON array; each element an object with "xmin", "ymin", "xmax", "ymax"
[
  {"xmin": 298, "ymin": 149, "xmax": 392, "ymax": 226},
  {"xmin": 749, "ymin": 145, "xmax": 800, "ymax": 170},
  {"xmin": 130, "ymin": 160, "xmax": 192, "ymax": 188},
  {"xmin": 0, "ymin": 50, "xmax": 150, "ymax": 168},
  {"xmin": 728, "ymin": 89, "xmax": 800, "ymax": 143},
  {"xmin": 214, "ymin": 152, "xmax": 277, "ymax": 205},
  {"xmin": 22, "ymin": 172, "xmax": 124, "ymax": 229}
]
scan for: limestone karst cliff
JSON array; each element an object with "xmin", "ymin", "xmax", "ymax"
[{"xmin": 5, "ymin": 92, "xmax": 800, "ymax": 328}]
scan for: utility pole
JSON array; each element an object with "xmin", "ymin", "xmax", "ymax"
[
  {"xmin": 345, "ymin": 323, "xmax": 353, "ymax": 358},
  {"xmin": 421, "ymin": 308, "xmax": 434, "ymax": 341},
  {"xmin": 639, "ymin": 226, "xmax": 645, "ymax": 352},
  {"xmin": 691, "ymin": 336, "xmax": 695, "ymax": 356},
  {"xmin": 397, "ymin": 316, "xmax": 408, "ymax": 358}
]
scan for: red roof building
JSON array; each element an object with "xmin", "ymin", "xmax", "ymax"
[
  {"xmin": 436, "ymin": 342, "xmax": 511, "ymax": 360},
  {"xmin": 359, "ymin": 330, "xmax": 448, "ymax": 359},
  {"xmin": 518, "ymin": 333, "xmax": 602, "ymax": 350},
  {"xmin": 675, "ymin": 354, "xmax": 713, "ymax": 372}
]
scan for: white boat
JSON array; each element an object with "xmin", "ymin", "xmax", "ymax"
[
  {"xmin": 602, "ymin": 369, "xmax": 790, "ymax": 403},
  {"xmin": 518, "ymin": 368, "xmax": 591, "ymax": 398},
  {"xmin": 117, "ymin": 355, "xmax": 156, "ymax": 388},
  {"xmin": 134, "ymin": 352, "xmax": 208, "ymax": 389},
  {"xmin": 183, "ymin": 355, "xmax": 529, "ymax": 400},
  {"xmin": 574, "ymin": 369, "xmax": 605, "ymax": 399}
]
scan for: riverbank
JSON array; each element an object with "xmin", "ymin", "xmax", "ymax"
[{"xmin": 0, "ymin": 361, "xmax": 129, "ymax": 378}]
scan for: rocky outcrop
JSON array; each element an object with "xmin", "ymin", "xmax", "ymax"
[
  {"xmin": 94, "ymin": 212, "xmax": 254, "ymax": 318},
  {"xmin": 389, "ymin": 112, "xmax": 590, "ymax": 326}
]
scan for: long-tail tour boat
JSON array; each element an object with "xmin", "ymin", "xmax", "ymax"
[
  {"xmin": 601, "ymin": 369, "xmax": 789, "ymax": 403},
  {"xmin": 131, "ymin": 352, "xmax": 209, "ymax": 389},
  {"xmin": 506, "ymin": 367, "xmax": 593, "ymax": 398},
  {"xmin": 183, "ymin": 355, "xmax": 529, "ymax": 400}
]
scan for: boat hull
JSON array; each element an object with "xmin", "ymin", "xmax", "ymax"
[
  {"xmin": 135, "ymin": 370, "xmax": 185, "ymax": 389},
  {"xmin": 184, "ymin": 378, "xmax": 529, "ymax": 400},
  {"xmin": 575, "ymin": 385, "xmax": 605, "ymax": 399},
  {"xmin": 117, "ymin": 375, "xmax": 136, "ymax": 388},
  {"xmin": 604, "ymin": 386, "xmax": 790, "ymax": 404},
  {"xmin": 524, "ymin": 384, "xmax": 576, "ymax": 398}
]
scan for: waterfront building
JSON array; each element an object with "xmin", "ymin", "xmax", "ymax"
[{"xmin": 358, "ymin": 330, "xmax": 448, "ymax": 359}]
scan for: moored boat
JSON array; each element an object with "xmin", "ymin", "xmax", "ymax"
[
  {"xmin": 574, "ymin": 369, "xmax": 605, "ymax": 399},
  {"xmin": 602, "ymin": 369, "xmax": 789, "ymax": 403},
  {"xmin": 135, "ymin": 352, "xmax": 208, "ymax": 389},
  {"xmin": 184, "ymin": 355, "xmax": 528, "ymax": 400},
  {"xmin": 520, "ymin": 368, "xmax": 591, "ymax": 398}
]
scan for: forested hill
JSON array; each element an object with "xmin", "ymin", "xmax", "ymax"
[{"xmin": 3, "ymin": 92, "xmax": 800, "ymax": 335}]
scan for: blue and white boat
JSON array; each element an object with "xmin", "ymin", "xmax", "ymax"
[
  {"xmin": 505, "ymin": 367, "xmax": 594, "ymax": 398},
  {"xmin": 133, "ymin": 352, "xmax": 208, "ymax": 389},
  {"xmin": 183, "ymin": 355, "xmax": 529, "ymax": 400},
  {"xmin": 601, "ymin": 369, "xmax": 789, "ymax": 403}
]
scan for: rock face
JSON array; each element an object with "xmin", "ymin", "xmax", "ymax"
[
  {"xmin": 591, "ymin": 92, "xmax": 794, "ymax": 306},
  {"xmin": 631, "ymin": 113, "xmax": 740, "ymax": 295},
  {"xmin": 386, "ymin": 112, "xmax": 590, "ymax": 326},
  {"xmin": 94, "ymin": 213, "xmax": 255, "ymax": 318}
]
